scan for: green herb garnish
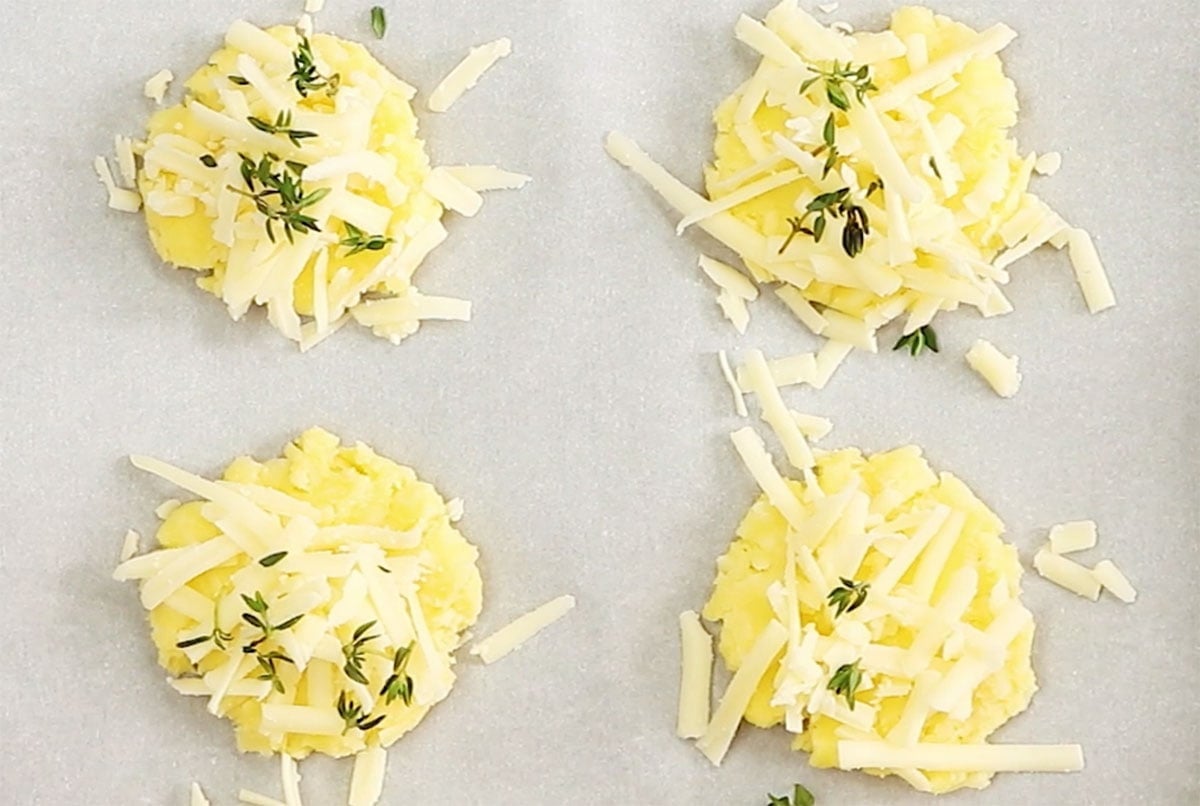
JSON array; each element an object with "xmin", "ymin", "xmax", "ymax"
[
  {"xmin": 229, "ymin": 153, "xmax": 330, "ymax": 244},
  {"xmin": 228, "ymin": 75, "xmax": 250, "ymax": 87},
  {"xmin": 893, "ymin": 325, "xmax": 940, "ymax": 357},
  {"xmin": 778, "ymin": 187, "xmax": 871, "ymax": 258},
  {"xmin": 767, "ymin": 783, "xmax": 816, "ymax": 806},
  {"xmin": 341, "ymin": 621, "xmax": 379, "ymax": 686},
  {"xmin": 247, "ymin": 110, "xmax": 318, "ymax": 148},
  {"xmin": 337, "ymin": 691, "xmax": 385, "ymax": 733},
  {"xmin": 928, "ymin": 156, "xmax": 942, "ymax": 180},
  {"xmin": 239, "ymin": 590, "xmax": 304, "ymax": 648},
  {"xmin": 258, "ymin": 551, "xmax": 288, "ymax": 567},
  {"xmin": 254, "ymin": 650, "xmax": 294, "ymax": 694},
  {"xmin": 289, "ymin": 35, "xmax": 341, "ymax": 98},
  {"xmin": 811, "ymin": 112, "xmax": 841, "ymax": 179},
  {"xmin": 370, "ymin": 6, "xmax": 387, "ymax": 39},
  {"xmin": 339, "ymin": 222, "xmax": 393, "ymax": 256},
  {"xmin": 828, "ymin": 660, "xmax": 864, "ymax": 710},
  {"xmin": 800, "ymin": 61, "xmax": 876, "ymax": 112},
  {"xmin": 199, "ymin": 154, "xmax": 219, "ymax": 168},
  {"xmin": 175, "ymin": 596, "xmax": 233, "ymax": 650},
  {"xmin": 826, "ymin": 578, "xmax": 870, "ymax": 618},
  {"xmin": 379, "ymin": 642, "xmax": 415, "ymax": 706}
]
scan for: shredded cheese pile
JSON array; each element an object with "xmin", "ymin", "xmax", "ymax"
[
  {"xmin": 114, "ymin": 428, "xmax": 481, "ymax": 770},
  {"xmin": 100, "ymin": 20, "xmax": 525, "ymax": 349},
  {"xmin": 678, "ymin": 360, "xmax": 1083, "ymax": 792},
  {"xmin": 607, "ymin": 2, "xmax": 1116, "ymax": 388}
]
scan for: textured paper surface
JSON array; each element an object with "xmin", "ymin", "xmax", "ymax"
[{"xmin": 0, "ymin": 0, "xmax": 1196, "ymax": 803}]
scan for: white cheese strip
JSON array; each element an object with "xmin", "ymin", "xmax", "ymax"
[
  {"xmin": 718, "ymin": 350, "xmax": 749, "ymax": 417},
  {"xmin": 677, "ymin": 169, "xmax": 803, "ymax": 234},
  {"xmin": 225, "ymin": 20, "xmax": 292, "ymax": 66},
  {"xmin": 1066, "ymin": 228, "xmax": 1116, "ymax": 313},
  {"xmin": 734, "ymin": 14, "xmax": 805, "ymax": 69},
  {"xmin": 1092, "ymin": 560, "xmax": 1137, "ymax": 603},
  {"xmin": 296, "ymin": 12, "xmax": 313, "ymax": 36},
  {"xmin": 845, "ymin": 98, "xmax": 925, "ymax": 203},
  {"xmin": 140, "ymin": 537, "xmax": 241, "ymax": 610},
  {"xmin": 260, "ymin": 704, "xmax": 345, "ymax": 736},
  {"xmin": 677, "ymin": 610, "xmax": 714, "ymax": 739},
  {"xmin": 698, "ymin": 255, "xmax": 758, "ymax": 301},
  {"xmin": 144, "ymin": 69, "xmax": 174, "ymax": 103},
  {"xmin": 811, "ymin": 340, "xmax": 854, "ymax": 390},
  {"xmin": 1049, "ymin": 520, "xmax": 1098, "ymax": 555},
  {"xmin": 774, "ymin": 287, "xmax": 828, "ymax": 336},
  {"xmin": 716, "ymin": 290, "xmax": 750, "ymax": 334},
  {"xmin": 741, "ymin": 349, "xmax": 815, "ymax": 471},
  {"xmin": 238, "ymin": 791, "xmax": 288, "ymax": 806},
  {"xmin": 427, "ymin": 38, "xmax": 513, "ymax": 113},
  {"xmin": 348, "ymin": 747, "xmax": 388, "ymax": 806},
  {"xmin": 119, "ymin": 529, "xmax": 141, "ymax": 562},
  {"xmin": 442, "ymin": 164, "xmax": 531, "ymax": 191},
  {"xmin": 170, "ymin": 677, "xmax": 272, "ymax": 698},
  {"xmin": 965, "ymin": 339, "xmax": 1020, "ymax": 398},
  {"xmin": 281, "ymin": 755, "xmax": 303, "ymax": 806},
  {"xmin": 729, "ymin": 427, "xmax": 806, "ymax": 531},
  {"xmin": 757, "ymin": 352, "xmax": 817, "ymax": 388},
  {"xmin": 114, "ymin": 135, "xmax": 137, "ymax": 187},
  {"xmin": 94, "ymin": 156, "xmax": 142, "ymax": 212},
  {"xmin": 605, "ymin": 132, "xmax": 768, "ymax": 264},
  {"xmin": 884, "ymin": 669, "xmax": 941, "ymax": 746},
  {"xmin": 820, "ymin": 309, "xmax": 878, "ymax": 353},
  {"xmin": 873, "ymin": 24, "xmax": 1018, "ymax": 112},
  {"xmin": 1034, "ymin": 547, "xmax": 1100, "ymax": 600},
  {"xmin": 130, "ymin": 455, "xmax": 279, "ymax": 539},
  {"xmin": 791, "ymin": 412, "xmax": 832, "ymax": 441},
  {"xmin": 304, "ymin": 0, "xmax": 325, "ymax": 12},
  {"xmin": 837, "ymin": 741, "xmax": 1084, "ymax": 773},
  {"xmin": 871, "ymin": 506, "xmax": 950, "ymax": 595},
  {"xmin": 470, "ymin": 595, "xmax": 576, "ymax": 664},
  {"xmin": 695, "ymin": 620, "xmax": 787, "ymax": 765},
  {"xmin": 191, "ymin": 782, "xmax": 211, "ymax": 806},
  {"xmin": 155, "ymin": 499, "xmax": 181, "ymax": 519},
  {"xmin": 424, "ymin": 167, "xmax": 484, "ymax": 216},
  {"xmin": 993, "ymin": 212, "xmax": 1066, "ymax": 270}
]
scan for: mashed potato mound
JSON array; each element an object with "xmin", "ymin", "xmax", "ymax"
[
  {"xmin": 138, "ymin": 427, "xmax": 481, "ymax": 758},
  {"xmin": 703, "ymin": 446, "xmax": 1037, "ymax": 793}
]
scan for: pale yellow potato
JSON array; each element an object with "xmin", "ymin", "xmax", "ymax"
[
  {"xmin": 704, "ymin": 446, "xmax": 1037, "ymax": 793},
  {"xmin": 146, "ymin": 427, "xmax": 481, "ymax": 758}
]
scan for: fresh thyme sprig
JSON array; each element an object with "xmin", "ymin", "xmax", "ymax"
[
  {"xmin": 254, "ymin": 649, "xmax": 295, "ymax": 694},
  {"xmin": 828, "ymin": 659, "xmax": 864, "ymax": 710},
  {"xmin": 379, "ymin": 642, "xmax": 416, "ymax": 706},
  {"xmin": 893, "ymin": 325, "xmax": 940, "ymax": 357},
  {"xmin": 339, "ymin": 222, "xmax": 393, "ymax": 257},
  {"xmin": 811, "ymin": 113, "xmax": 841, "ymax": 179},
  {"xmin": 928, "ymin": 156, "xmax": 943, "ymax": 180},
  {"xmin": 229, "ymin": 154, "xmax": 330, "ymax": 244},
  {"xmin": 290, "ymin": 35, "xmax": 341, "ymax": 98},
  {"xmin": 247, "ymin": 110, "xmax": 318, "ymax": 148},
  {"xmin": 779, "ymin": 185, "xmax": 875, "ymax": 258},
  {"xmin": 199, "ymin": 154, "xmax": 219, "ymax": 168},
  {"xmin": 826, "ymin": 578, "xmax": 870, "ymax": 618},
  {"xmin": 239, "ymin": 590, "xmax": 305, "ymax": 649},
  {"xmin": 370, "ymin": 6, "xmax": 387, "ymax": 39},
  {"xmin": 342, "ymin": 621, "xmax": 380, "ymax": 686},
  {"xmin": 800, "ymin": 61, "xmax": 877, "ymax": 112},
  {"xmin": 175, "ymin": 596, "xmax": 233, "ymax": 650},
  {"xmin": 767, "ymin": 783, "xmax": 816, "ymax": 806},
  {"xmin": 336, "ymin": 691, "xmax": 385, "ymax": 733}
]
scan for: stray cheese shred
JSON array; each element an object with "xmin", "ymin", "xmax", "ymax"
[
  {"xmin": 838, "ymin": 741, "xmax": 1084, "ymax": 773},
  {"xmin": 190, "ymin": 782, "xmax": 211, "ymax": 806},
  {"xmin": 469, "ymin": 594, "xmax": 576, "ymax": 664},
  {"xmin": 1033, "ymin": 547, "xmax": 1100, "ymax": 600},
  {"xmin": 1092, "ymin": 560, "xmax": 1136, "ymax": 603},
  {"xmin": 677, "ymin": 611, "xmax": 714, "ymax": 739},
  {"xmin": 427, "ymin": 38, "xmax": 513, "ymax": 113},
  {"xmin": 965, "ymin": 339, "xmax": 1021, "ymax": 398},
  {"xmin": 1048, "ymin": 520, "xmax": 1097, "ymax": 555},
  {"xmin": 348, "ymin": 747, "xmax": 388, "ymax": 806}
]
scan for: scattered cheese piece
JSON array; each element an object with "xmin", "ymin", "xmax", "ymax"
[
  {"xmin": 190, "ymin": 782, "xmax": 211, "ymax": 806},
  {"xmin": 470, "ymin": 595, "xmax": 576, "ymax": 664},
  {"xmin": 441, "ymin": 165, "xmax": 531, "ymax": 191},
  {"xmin": 1092, "ymin": 560, "xmax": 1137, "ymax": 603},
  {"xmin": 698, "ymin": 255, "xmax": 758, "ymax": 301},
  {"xmin": 155, "ymin": 498, "xmax": 182, "ymax": 519},
  {"xmin": 965, "ymin": 339, "xmax": 1021, "ymax": 398},
  {"xmin": 427, "ymin": 38, "xmax": 512, "ymax": 113},
  {"xmin": 837, "ymin": 741, "xmax": 1084, "ymax": 773},
  {"xmin": 728, "ymin": 427, "xmax": 806, "ymax": 531},
  {"xmin": 718, "ymin": 350, "xmax": 749, "ymax": 417},
  {"xmin": 144, "ymin": 69, "xmax": 174, "ymax": 104},
  {"xmin": 1048, "ymin": 520, "xmax": 1097, "ymax": 555},
  {"xmin": 741, "ymin": 349, "xmax": 815, "ymax": 471},
  {"xmin": 1033, "ymin": 548, "xmax": 1100, "ymax": 600},
  {"xmin": 114, "ymin": 135, "xmax": 138, "ymax": 187},
  {"xmin": 790, "ymin": 412, "xmax": 832, "ymax": 441},
  {"xmin": 120, "ymin": 529, "xmax": 141, "ymax": 562},
  {"xmin": 281, "ymin": 755, "xmax": 303, "ymax": 806},
  {"xmin": 94, "ymin": 156, "xmax": 141, "ymax": 212},
  {"xmin": 1034, "ymin": 151, "xmax": 1062, "ymax": 176},
  {"xmin": 1066, "ymin": 228, "xmax": 1116, "ymax": 313},
  {"xmin": 348, "ymin": 747, "xmax": 388, "ymax": 806},
  {"xmin": 304, "ymin": 0, "xmax": 325, "ymax": 12},
  {"xmin": 716, "ymin": 290, "xmax": 751, "ymax": 334},
  {"xmin": 424, "ymin": 167, "xmax": 484, "ymax": 217},
  {"xmin": 677, "ymin": 611, "xmax": 714, "ymax": 739}
]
